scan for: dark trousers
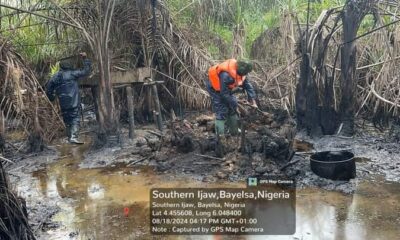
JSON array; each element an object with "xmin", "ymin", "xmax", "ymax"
[
  {"xmin": 206, "ymin": 82, "xmax": 235, "ymax": 120},
  {"xmin": 61, "ymin": 107, "xmax": 81, "ymax": 127}
]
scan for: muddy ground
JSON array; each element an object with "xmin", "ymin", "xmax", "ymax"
[{"xmin": 3, "ymin": 111, "xmax": 400, "ymax": 239}]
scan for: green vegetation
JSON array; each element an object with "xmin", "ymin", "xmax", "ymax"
[
  {"xmin": 1, "ymin": 20, "xmax": 77, "ymax": 63},
  {"xmin": 165, "ymin": 0, "xmax": 347, "ymax": 59},
  {"xmin": 1, "ymin": 0, "xmax": 384, "ymax": 63},
  {"xmin": 0, "ymin": 0, "xmax": 79, "ymax": 64},
  {"xmin": 0, "ymin": 0, "xmax": 350, "ymax": 67}
]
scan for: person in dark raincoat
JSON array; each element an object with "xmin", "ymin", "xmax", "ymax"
[{"xmin": 46, "ymin": 52, "xmax": 92, "ymax": 144}]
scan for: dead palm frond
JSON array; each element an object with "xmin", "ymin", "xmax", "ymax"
[
  {"xmin": 0, "ymin": 37, "xmax": 64, "ymax": 146},
  {"xmin": 0, "ymin": 161, "xmax": 35, "ymax": 240},
  {"xmin": 108, "ymin": 0, "xmax": 214, "ymax": 109}
]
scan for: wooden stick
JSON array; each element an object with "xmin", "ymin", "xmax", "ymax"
[
  {"xmin": 5, "ymin": 141, "xmax": 19, "ymax": 151},
  {"xmin": 295, "ymin": 151, "xmax": 316, "ymax": 155},
  {"xmin": 126, "ymin": 85, "xmax": 135, "ymax": 139},
  {"xmin": 194, "ymin": 154, "xmax": 224, "ymax": 161},
  {"xmin": 18, "ymin": 41, "xmax": 83, "ymax": 47},
  {"xmin": 370, "ymin": 82, "xmax": 400, "ymax": 108},
  {"xmin": 151, "ymin": 81, "xmax": 163, "ymax": 131},
  {"xmin": 326, "ymin": 55, "xmax": 400, "ymax": 71},
  {"xmin": 240, "ymin": 117, "xmax": 246, "ymax": 154},
  {"xmin": 194, "ymin": 161, "xmax": 221, "ymax": 165},
  {"xmin": 0, "ymin": 155, "xmax": 14, "ymax": 164},
  {"xmin": 336, "ymin": 123, "xmax": 344, "ymax": 135},
  {"xmin": 152, "ymin": 68, "xmax": 209, "ymax": 96},
  {"xmin": 280, "ymin": 159, "xmax": 300, "ymax": 171},
  {"xmin": 143, "ymin": 81, "xmax": 165, "ymax": 85},
  {"xmin": 147, "ymin": 130, "xmax": 163, "ymax": 137},
  {"xmin": 127, "ymin": 157, "xmax": 149, "ymax": 166},
  {"xmin": 8, "ymin": 165, "xmax": 23, "ymax": 172}
]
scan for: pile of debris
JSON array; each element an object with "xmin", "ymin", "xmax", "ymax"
[
  {"xmin": 83, "ymin": 105, "xmax": 297, "ymax": 180},
  {"xmin": 148, "ymin": 107, "xmax": 297, "ymax": 179}
]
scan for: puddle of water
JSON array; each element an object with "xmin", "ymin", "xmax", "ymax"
[
  {"xmin": 293, "ymin": 139, "xmax": 314, "ymax": 152},
  {"xmin": 26, "ymin": 142, "xmax": 400, "ymax": 240}
]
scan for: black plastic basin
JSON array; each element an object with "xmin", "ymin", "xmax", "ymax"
[{"xmin": 310, "ymin": 150, "xmax": 356, "ymax": 181}]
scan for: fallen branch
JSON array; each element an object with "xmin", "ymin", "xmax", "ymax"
[
  {"xmin": 370, "ymin": 82, "xmax": 400, "ymax": 108},
  {"xmin": 0, "ymin": 155, "xmax": 14, "ymax": 164},
  {"xmin": 6, "ymin": 141, "xmax": 19, "ymax": 150},
  {"xmin": 127, "ymin": 156, "xmax": 149, "ymax": 166},
  {"xmin": 8, "ymin": 165, "xmax": 23, "ymax": 172},
  {"xmin": 194, "ymin": 154, "xmax": 224, "ymax": 161},
  {"xmin": 295, "ymin": 151, "xmax": 316, "ymax": 155},
  {"xmin": 336, "ymin": 123, "xmax": 344, "ymax": 135},
  {"xmin": 147, "ymin": 130, "xmax": 163, "ymax": 137},
  {"xmin": 152, "ymin": 68, "xmax": 210, "ymax": 97},
  {"xmin": 193, "ymin": 161, "xmax": 221, "ymax": 165},
  {"xmin": 327, "ymin": 54, "xmax": 400, "ymax": 71},
  {"xmin": 264, "ymin": 57, "xmax": 301, "ymax": 84},
  {"xmin": 280, "ymin": 159, "xmax": 300, "ymax": 171}
]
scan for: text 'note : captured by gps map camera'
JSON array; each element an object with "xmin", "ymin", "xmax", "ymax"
[{"xmin": 150, "ymin": 175, "xmax": 296, "ymax": 235}]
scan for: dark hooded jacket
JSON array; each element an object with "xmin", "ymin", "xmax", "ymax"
[{"xmin": 46, "ymin": 59, "xmax": 91, "ymax": 110}]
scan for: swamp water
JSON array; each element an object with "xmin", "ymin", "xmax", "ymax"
[{"xmin": 15, "ymin": 142, "xmax": 400, "ymax": 240}]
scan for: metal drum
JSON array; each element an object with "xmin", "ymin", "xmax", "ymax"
[{"xmin": 310, "ymin": 150, "xmax": 356, "ymax": 181}]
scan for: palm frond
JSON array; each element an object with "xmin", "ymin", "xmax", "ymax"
[
  {"xmin": 0, "ymin": 37, "xmax": 64, "ymax": 145},
  {"xmin": 0, "ymin": 161, "xmax": 35, "ymax": 240}
]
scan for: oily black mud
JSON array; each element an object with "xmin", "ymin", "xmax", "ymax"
[
  {"xmin": 9, "ymin": 141, "xmax": 400, "ymax": 240},
  {"xmin": 4, "ymin": 114, "xmax": 400, "ymax": 239}
]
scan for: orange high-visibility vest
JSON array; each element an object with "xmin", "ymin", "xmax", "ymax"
[{"xmin": 208, "ymin": 59, "xmax": 245, "ymax": 91}]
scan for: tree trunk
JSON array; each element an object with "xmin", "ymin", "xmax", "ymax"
[
  {"xmin": 97, "ymin": 43, "xmax": 115, "ymax": 134},
  {"xmin": 339, "ymin": 2, "xmax": 365, "ymax": 136},
  {"xmin": 93, "ymin": 0, "xmax": 117, "ymax": 140},
  {"xmin": 321, "ymin": 72, "xmax": 338, "ymax": 134},
  {"xmin": 296, "ymin": 35, "xmax": 321, "ymax": 136},
  {"xmin": 151, "ymin": 82, "xmax": 163, "ymax": 131},
  {"xmin": 126, "ymin": 85, "xmax": 135, "ymax": 138},
  {"xmin": 305, "ymin": 59, "xmax": 322, "ymax": 137},
  {"xmin": 232, "ymin": 22, "xmax": 245, "ymax": 58},
  {"xmin": 296, "ymin": 53, "xmax": 309, "ymax": 129}
]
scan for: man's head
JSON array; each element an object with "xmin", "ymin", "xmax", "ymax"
[
  {"xmin": 237, "ymin": 61, "xmax": 253, "ymax": 76},
  {"xmin": 59, "ymin": 59, "xmax": 74, "ymax": 70}
]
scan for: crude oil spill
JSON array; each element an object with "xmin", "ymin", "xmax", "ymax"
[
  {"xmin": 30, "ymin": 143, "xmax": 238, "ymax": 240},
  {"xmin": 28, "ymin": 143, "xmax": 400, "ymax": 240},
  {"xmin": 293, "ymin": 139, "xmax": 314, "ymax": 152}
]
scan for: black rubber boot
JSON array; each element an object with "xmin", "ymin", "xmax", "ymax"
[
  {"xmin": 226, "ymin": 114, "xmax": 239, "ymax": 136},
  {"xmin": 66, "ymin": 124, "xmax": 72, "ymax": 142},
  {"xmin": 215, "ymin": 135, "xmax": 226, "ymax": 158},
  {"xmin": 69, "ymin": 124, "xmax": 84, "ymax": 144}
]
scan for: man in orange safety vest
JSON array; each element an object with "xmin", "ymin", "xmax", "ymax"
[{"xmin": 206, "ymin": 59, "xmax": 257, "ymax": 136}]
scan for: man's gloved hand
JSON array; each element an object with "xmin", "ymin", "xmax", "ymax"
[
  {"xmin": 231, "ymin": 87, "xmax": 244, "ymax": 94},
  {"xmin": 238, "ymin": 99, "xmax": 258, "ymax": 109}
]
